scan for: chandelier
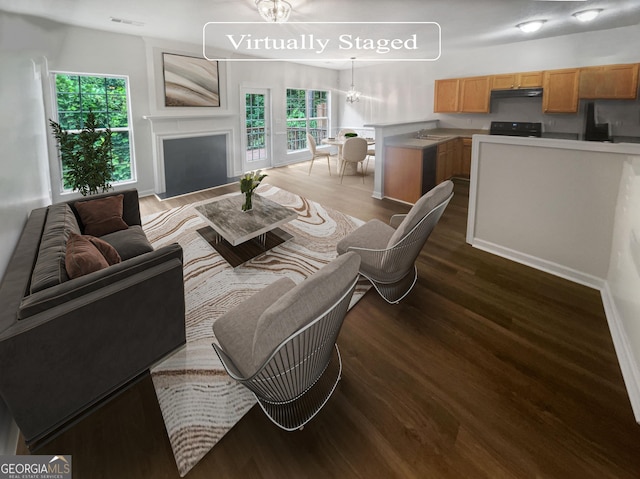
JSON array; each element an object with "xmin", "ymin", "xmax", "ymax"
[
  {"xmin": 255, "ymin": 0, "xmax": 292, "ymax": 23},
  {"xmin": 346, "ymin": 58, "xmax": 361, "ymax": 103}
]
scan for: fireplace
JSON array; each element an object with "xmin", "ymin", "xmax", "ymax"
[{"xmin": 152, "ymin": 130, "xmax": 233, "ymax": 199}]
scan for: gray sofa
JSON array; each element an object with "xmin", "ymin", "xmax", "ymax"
[{"xmin": 0, "ymin": 189, "xmax": 186, "ymax": 449}]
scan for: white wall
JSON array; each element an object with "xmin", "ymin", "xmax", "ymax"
[
  {"xmin": 603, "ymin": 155, "xmax": 640, "ymax": 421},
  {"xmin": 0, "ymin": 50, "xmax": 52, "ymax": 454},
  {"xmin": 339, "ymin": 24, "xmax": 640, "ymax": 137},
  {"xmin": 468, "ymin": 137, "xmax": 627, "ymax": 285}
]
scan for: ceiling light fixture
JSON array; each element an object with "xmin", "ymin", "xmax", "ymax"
[
  {"xmin": 255, "ymin": 0, "xmax": 292, "ymax": 23},
  {"xmin": 346, "ymin": 58, "xmax": 361, "ymax": 104},
  {"xmin": 517, "ymin": 20, "xmax": 547, "ymax": 33},
  {"xmin": 573, "ymin": 9, "xmax": 603, "ymax": 22}
]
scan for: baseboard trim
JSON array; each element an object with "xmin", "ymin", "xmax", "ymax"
[
  {"xmin": 600, "ymin": 283, "xmax": 640, "ymax": 424},
  {"xmin": 470, "ymin": 238, "xmax": 605, "ymax": 290}
]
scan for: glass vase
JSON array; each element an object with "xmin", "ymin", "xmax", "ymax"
[{"xmin": 242, "ymin": 191, "xmax": 253, "ymax": 211}]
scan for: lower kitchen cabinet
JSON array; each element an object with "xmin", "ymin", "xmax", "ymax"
[
  {"xmin": 462, "ymin": 138, "xmax": 472, "ymax": 177},
  {"xmin": 384, "ymin": 146, "xmax": 437, "ymax": 204}
]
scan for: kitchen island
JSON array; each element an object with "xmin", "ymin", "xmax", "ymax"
[
  {"xmin": 364, "ymin": 118, "xmax": 489, "ymax": 200},
  {"xmin": 382, "ymin": 128, "xmax": 487, "ymax": 203}
]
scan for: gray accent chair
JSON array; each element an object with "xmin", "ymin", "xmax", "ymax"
[
  {"xmin": 337, "ymin": 180, "xmax": 454, "ymax": 304},
  {"xmin": 212, "ymin": 252, "xmax": 361, "ymax": 431},
  {"xmin": 307, "ymin": 133, "xmax": 332, "ymax": 176},
  {"xmin": 340, "ymin": 137, "xmax": 368, "ymax": 184}
]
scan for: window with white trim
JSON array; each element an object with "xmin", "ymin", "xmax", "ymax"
[
  {"xmin": 52, "ymin": 73, "xmax": 135, "ymax": 190},
  {"xmin": 286, "ymin": 89, "xmax": 330, "ymax": 152}
]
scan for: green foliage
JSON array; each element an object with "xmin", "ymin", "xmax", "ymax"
[
  {"xmin": 245, "ymin": 93, "xmax": 266, "ymax": 150},
  {"xmin": 285, "ymin": 89, "xmax": 329, "ymax": 151},
  {"xmin": 239, "ymin": 170, "xmax": 267, "ymax": 211},
  {"xmin": 55, "ymin": 74, "xmax": 129, "ymax": 130},
  {"xmin": 50, "ymin": 111, "xmax": 114, "ymax": 196},
  {"xmin": 240, "ymin": 170, "xmax": 267, "ymax": 194}
]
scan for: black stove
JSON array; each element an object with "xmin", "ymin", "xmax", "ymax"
[{"xmin": 490, "ymin": 121, "xmax": 542, "ymax": 137}]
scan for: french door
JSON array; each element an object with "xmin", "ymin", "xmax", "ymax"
[{"xmin": 242, "ymin": 88, "xmax": 272, "ymax": 172}]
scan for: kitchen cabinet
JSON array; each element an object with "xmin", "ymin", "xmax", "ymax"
[
  {"xmin": 384, "ymin": 146, "xmax": 436, "ymax": 204},
  {"xmin": 452, "ymin": 138, "xmax": 463, "ymax": 176},
  {"xmin": 579, "ymin": 63, "xmax": 639, "ymax": 99},
  {"xmin": 491, "ymin": 71, "xmax": 543, "ymax": 90},
  {"xmin": 434, "ymin": 79, "xmax": 460, "ymax": 113},
  {"xmin": 462, "ymin": 138, "xmax": 472, "ymax": 177},
  {"xmin": 437, "ymin": 139, "xmax": 460, "ymax": 183},
  {"xmin": 542, "ymin": 68, "xmax": 580, "ymax": 113},
  {"xmin": 435, "ymin": 138, "xmax": 472, "ymax": 182},
  {"xmin": 459, "ymin": 76, "xmax": 491, "ymax": 113},
  {"xmin": 435, "ymin": 76, "xmax": 490, "ymax": 113}
]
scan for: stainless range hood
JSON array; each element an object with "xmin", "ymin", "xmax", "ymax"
[{"xmin": 491, "ymin": 88, "xmax": 543, "ymax": 99}]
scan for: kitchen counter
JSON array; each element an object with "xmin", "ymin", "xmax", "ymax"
[
  {"xmin": 542, "ymin": 132, "xmax": 640, "ymax": 143},
  {"xmin": 427, "ymin": 128, "xmax": 489, "ymax": 138},
  {"xmin": 384, "ymin": 128, "xmax": 488, "ymax": 150}
]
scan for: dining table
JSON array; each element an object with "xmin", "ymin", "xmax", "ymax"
[{"xmin": 321, "ymin": 136, "xmax": 375, "ymax": 175}]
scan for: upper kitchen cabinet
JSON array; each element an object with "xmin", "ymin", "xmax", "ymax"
[
  {"xmin": 491, "ymin": 71, "xmax": 543, "ymax": 90},
  {"xmin": 459, "ymin": 76, "xmax": 491, "ymax": 113},
  {"xmin": 434, "ymin": 79, "xmax": 460, "ymax": 113},
  {"xmin": 579, "ymin": 63, "xmax": 639, "ymax": 100},
  {"xmin": 434, "ymin": 76, "xmax": 490, "ymax": 113},
  {"xmin": 542, "ymin": 68, "xmax": 580, "ymax": 113}
]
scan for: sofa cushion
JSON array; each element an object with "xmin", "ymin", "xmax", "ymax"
[
  {"xmin": 213, "ymin": 277, "xmax": 296, "ymax": 378},
  {"xmin": 387, "ymin": 180, "xmax": 453, "ymax": 248},
  {"xmin": 74, "ymin": 194, "xmax": 129, "ymax": 237},
  {"xmin": 252, "ymin": 252, "xmax": 361, "ymax": 374},
  {"xmin": 65, "ymin": 233, "xmax": 110, "ymax": 279},
  {"xmin": 336, "ymin": 218, "xmax": 395, "ymax": 254},
  {"xmin": 88, "ymin": 236, "xmax": 121, "ymax": 265},
  {"xmin": 30, "ymin": 204, "xmax": 81, "ymax": 294},
  {"xmin": 100, "ymin": 225, "xmax": 153, "ymax": 261}
]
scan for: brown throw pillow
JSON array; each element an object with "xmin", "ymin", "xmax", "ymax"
[
  {"xmin": 88, "ymin": 236, "xmax": 121, "ymax": 265},
  {"xmin": 65, "ymin": 233, "xmax": 110, "ymax": 279},
  {"xmin": 74, "ymin": 194, "xmax": 129, "ymax": 237}
]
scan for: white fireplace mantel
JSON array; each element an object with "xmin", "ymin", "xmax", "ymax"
[{"xmin": 142, "ymin": 112, "xmax": 234, "ymax": 122}]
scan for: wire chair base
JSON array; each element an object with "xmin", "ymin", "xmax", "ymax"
[
  {"xmin": 255, "ymin": 344, "xmax": 342, "ymax": 431},
  {"xmin": 361, "ymin": 265, "xmax": 418, "ymax": 304}
]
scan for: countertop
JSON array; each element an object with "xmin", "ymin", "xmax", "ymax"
[
  {"xmin": 543, "ymin": 132, "xmax": 640, "ymax": 144},
  {"xmin": 384, "ymin": 128, "xmax": 489, "ymax": 150}
]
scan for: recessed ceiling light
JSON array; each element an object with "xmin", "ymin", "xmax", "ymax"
[
  {"xmin": 517, "ymin": 20, "xmax": 546, "ymax": 33},
  {"xmin": 573, "ymin": 9, "xmax": 603, "ymax": 22}
]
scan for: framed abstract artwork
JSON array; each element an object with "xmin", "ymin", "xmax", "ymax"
[{"xmin": 162, "ymin": 53, "xmax": 220, "ymax": 107}]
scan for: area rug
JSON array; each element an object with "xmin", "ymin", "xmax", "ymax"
[{"xmin": 143, "ymin": 184, "xmax": 369, "ymax": 477}]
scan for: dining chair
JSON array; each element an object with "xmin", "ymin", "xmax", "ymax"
[
  {"xmin": 212, "ymin": 252, "xmax": 361, "ymax": 431},
  {"xmin": 306, "ymin": 133, "xmax": 332, "ymax": 176},
  {"xmin": 339, "ymin": 137, "xmax": 368, "ymax": 183},
  {"xmin": 336, "ymin": 180, "xmax": 454, "ymax": 303}
]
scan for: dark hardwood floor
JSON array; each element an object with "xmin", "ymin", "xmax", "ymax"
[{"xmin": 20, "ymin": 160, "xmax": 640, "ymax": 478}]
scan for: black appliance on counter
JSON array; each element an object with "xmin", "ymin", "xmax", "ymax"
[
  {"xmin": 489, "ymin": 121, "xmax": 542, "ymax": 137},
  {"xmin": 584, "ymin": 102, "xmax": 611, "ymax": 142}
]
